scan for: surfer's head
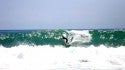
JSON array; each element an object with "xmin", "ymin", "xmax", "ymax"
[{"xmin": 62, "ymin": 34, "xmax": 67, "ymax": 38}]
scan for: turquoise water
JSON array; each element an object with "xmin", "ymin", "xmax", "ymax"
[{"xmin": 0, "ymin": 29, "xmax": 125, "ymax": 47}]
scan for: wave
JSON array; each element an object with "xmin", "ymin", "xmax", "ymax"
[
  {"xmin": 90, "ymin": 30, "xmax": 125, "ymax": 47},
  {"xmin": 0, "ymin": 30, "xmax": 67, "ymax": 47},
  {"xmin": 0, "ymin": 29, "xmax": 125, "ymax": 47}
]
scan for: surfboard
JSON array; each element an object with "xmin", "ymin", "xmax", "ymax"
[{"xmin": 65, "ymin": 43, "xmax": 71, "ymax": 47}]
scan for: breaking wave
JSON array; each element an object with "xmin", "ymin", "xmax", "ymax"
[{"xmin": 0, "ymin": 29, "xmax": 125, "ymax": 47}]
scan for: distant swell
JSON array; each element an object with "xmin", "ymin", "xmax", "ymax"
[{"xmin": 0, "ymin": 29, "xmax": 125, "ymax": 48}]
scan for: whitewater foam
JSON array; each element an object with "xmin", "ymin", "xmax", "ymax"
[
  {"xmin": 0, "ymin": 45, "xmax": 125, "ymax": 70},
  {"xmin": 67, "ymin": 30, "xmax": 92, "ymax": 46}
]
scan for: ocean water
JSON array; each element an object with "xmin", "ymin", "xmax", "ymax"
[{"xmin": 0, "ymin": 29, "xmax": 125, "ymax": 70}]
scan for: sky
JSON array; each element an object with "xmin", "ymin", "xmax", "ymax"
[{"xmin": 0, "ymin": 0, "xmax": 125, "ymax": 29}]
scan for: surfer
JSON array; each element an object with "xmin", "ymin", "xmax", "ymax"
[{"xmin": 62, "ymin": 35, "xmax": 73, "ymax": 47}]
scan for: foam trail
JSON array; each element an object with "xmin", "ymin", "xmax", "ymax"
[{"xmin": 0, "ymin": 45, "xmax": 125, "ymax": 70}]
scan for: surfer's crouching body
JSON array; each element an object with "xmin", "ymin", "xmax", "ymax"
[{"xmin": 62, "ymin": 35, "xmax": 73, "ymax": 47}]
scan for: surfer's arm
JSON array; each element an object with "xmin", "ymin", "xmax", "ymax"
[{"xmin": 71, "ymin": 37, "xmax": 73, "ymax": 42}]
